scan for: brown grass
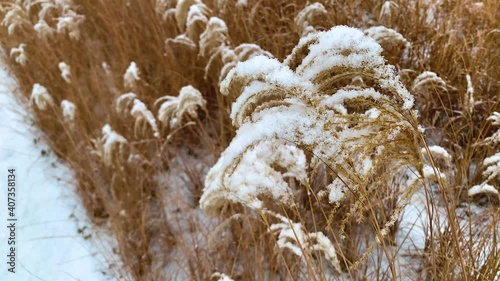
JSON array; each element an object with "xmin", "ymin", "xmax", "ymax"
[{"xmin": 1, "ymin": 0, "xmax": 499, "ymax": 280}]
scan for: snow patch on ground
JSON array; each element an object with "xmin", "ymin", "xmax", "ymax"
[{"xmin": 0, "ymin": 66, "xmax": 117, "ymax": 281}]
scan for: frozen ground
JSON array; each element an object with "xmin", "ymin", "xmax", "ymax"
[{"xmin": 0, "ymin": 65, "xmax": 117, "ymax": 281}]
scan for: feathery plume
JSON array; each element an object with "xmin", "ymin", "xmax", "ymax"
[
  {"xmin": 115, "ymin": 92, "xmax": 137, "ymax": 117},
  {"xmin": 379, "ymin": 1, "xmax": 398, "ymax": 24},
  {"xmin": 464, "ymin": 74, "xmax": 475, "ymax": 114},
  {"xmin": 364, "ymin": 26, "xmax": 410, "ymax": 52},
  {"xmin": 31, "ymin": 83, "xmax": 55, "ymax": 111},
  {"xmin": 56, "ymin": 9, "xmax": 85, "ymax": 40},
  {"xmin": 412, "ymin": 71, "xmax": 447, "ymax": 93},
  {"xmin": 124, "ymin": 62, "xmax": 140, "ymax": 91},
  {"xmin": 99, "ymin": 124, "xmax": 129, "ymax": 167},
  {"xmin": 58, "ymin": 62, "xmax": 71, "ymax": 83},
  {"xmin": 294, "ymin": 3, "xmax": 328, "ymax": 36},
  {"xmin": 130, "ymin": 99, "xmax": 160, "ymax": 138},
  {"xmin": 61, "ymin": 100, "xmax": 76, "ymax": 122},
  {"xmin": 34, "ymin": 19, "xmax": 56, "ymax": 38},
  {"xmin": 10, "ymin": 43, "xmax": 27, "ymax": 66},
  {"xmin": 156, "ymin": 85, "xmax": 206, "ymax": 129},
  {"xmin": 1, "ymin": 4, "xmax": 29, "ymax": 35}
]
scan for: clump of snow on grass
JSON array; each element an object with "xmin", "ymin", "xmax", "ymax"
[
  {"xmin": 156, "ymin": 85, "xmax": 206, "ymax": 129},
  {"xmin": 123, "ymin": 61, "xmax": 140, "ymax": 90},
  {"xmin": 58, "ymin": 62, "xmax": 71, "ymax": 83},
  {"xmin": 10, "ymin": 43, "xmax": 27, "ymax": 65},
  {"xmin": 412, "ymin": 71, "xmax": 446, "ymax": 93},
  {"xmin": 115, "ymin": 92, "xmax": 137, "ymax": 116},
  {"xmin": 34, "ymin": 19, "xmax": 56, "ymax": 38},
  {"xmin": 56, "ymin": 9, "xmax": 85, "ymax": 40},
  {"xmin": 61, "ymin": 99, "xmax": 76, "ymax": 122},
  {"xmin": 464, "ymin": 74, "xmax": 475, "ymax": 113},
  {"xmin": 482, "ymin": 152, "xmax": 500, "ymax": 182},
  {"xmin": 294, "ymin": 2, "xmax": 328, "ymax": 36},
  {"xmin": 130, "ymin": 99, "xmax": 160, "ymax": 138},
  {"xmin": 268, "ymin": 212, "xmax": 341, "ymax": 272},
  {"xmin": 212, "ymin": 272, "xmax": 235, "ymax": 281},
  {"xmin": 31, "ymin": 83, "xmax": 55, "ymax": 110},
  {"xmin": 468, "ymin": 184, "xmax": 499, "ymax": 197},
  {"xmin": 98, "ymin": 124, "xmax": 129, "ymax": 166}
]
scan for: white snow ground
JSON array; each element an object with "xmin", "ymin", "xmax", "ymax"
[{"xmin": 0, "ymin": 66, "xmax": 117, "ymax": 281}]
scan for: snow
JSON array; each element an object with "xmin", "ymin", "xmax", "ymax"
[
  {"xmin": 465, "ymin": 74, "xmax": 474, "ymax": 113},
  {"xmin": 483, "ymin": 152, "xmax": 500, "ymax": 181},
  {"xmin": 0, "ymin": 65, "xmax": 116, "ymax": 281},
  {"xmin": 58, "ymin": 62, "xmax": 71, "ymax": 83},
  {"xmin": 123, "ymin": 61, "xmax": 140, "ymax": 90},
  {"xmin": 56, "ymin": 10, "xmax": 85, "ymax": 41},
  {"xmin": 100, "ymin": 124, "xmax": 128, "ymax": 166},
  {"xmin": 412, "ymin": 71, "xmax": 446, "ymax": 92},
  {"xmin": 156, "ymin": 85, "xmax": 206, "ymax": 129},
  {"xmin": 115, "ymin": 92, "xmax": 137, "ymax": 116},
  {"xmin": 34, "ymin": 20, "xmax": 55, "ymax": 38},
  {"xmin": 30, "ymin": 83, "xmax": 54, "ymax": 111},
  {"xmin": 60, "ymin": 99, "xmax": 76, "ymax": 122},
  {"xmin": 130, "ymin": 99, "xmax": 160, "ymax": 138},
  {"xmin": 468, "ymin": 184, "xmax": 499, "ymax": 197},
  {"xmin": 9, "ymin": 44, "xmax": 27, "ymax": 66},
  {"xmin": 294, "ymin": 3, "xmax": 327, "ymax": 36},
  {"xmin": 488, "ymin": 112, "xmax": 500, "ymax": 125}
]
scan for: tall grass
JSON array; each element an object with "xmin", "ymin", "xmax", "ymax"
[{"xmin": 1, "ymin": 0, "xmax": 499, "ymax": 280}]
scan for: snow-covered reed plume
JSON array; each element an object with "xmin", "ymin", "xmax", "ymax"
[
  {"xmin": 56, "ymin": 9, "xmax": 85, "ymax": 40},
  {"xmin": 412, "ymin": 71, "xmax": 447, "ymax": 94},
  {"xmin": 115, "ymin": 92, "xmax": 137, "ymax": 117},
  {"xmin": 482, "ymin": 112, "xmax": 500, "ymax": 145},
  {"xmin": 202, "ymin": 27, "xmax": 424, "ymax": 270},
  {"xmin": 236, "ymin": 0, "xmax": 248, "ymax": 8},
  {"xmin": 211, "ymin": 272, "xmax": 235, "ymax": 281},
  {"xmin": 185, "ymin": 1, "xmax": 211, "ymax": 42},
  {"xmin": 31, "ymin": 83, "xmax": 55, "ymax": 110},
  {"xmin": 482, "ymin": 153, "xmax": 500, "ymax": 183},
  {"xmin": 472, "ymin": 112, "xmax": 500, "ymax": 195},
  {"xmin": 364, "ymin": 26, "xmax": 410, "ymax": 53},
  {"xmin": 468, "ymin": 153, "xmax": 500, "ymax": 199},
  {"xmin": 1, "ymin": 4, "xmax": 29, "ymax": 35},
  {"xmin": 61, "ymin": 100, "xmax": 76, "ymax": 122},
  {"xmin": 124, "ymin": 62, "xmax": 140, "ymax": 91},
  {"xmin": 268, "ymin": 211, "xmax": 341, "ymax": 272},
  {"xmin": 199, "ymin": 17, "xmax": 230, "ymax": 61},
  {"xmin": 131, "ymin": 99, "xmax": 160, "ymax": 138},
  {"xmin": 165, "ymin": 34, "xmax": 198, "ymax": 68},
  {"xmin": 198, "ymin": 17, "xmax": 239, "ymax": 82},
  {"xmin": 425, "ymin": 145, "xmax": 452, "ymax": 167},
  {"xmin": 166, "ymin": 34, "xmax": 197, "ymax": 50},
  {"xmin": 93, "ymin": 124, "xmax": 129, "ymax": 167},
  {"xmin": 464, "ymin": 74, "xmax": 475, "ymax": 114},
  {"xmin": 488, "ymin": 112, "xmax": 500, "ymax": 126},
  {"xmin": 10, "ymin": 43, "xmax": 27, "ymax": 66},
  {"xmin": 34, "ymin": 19, "xmax": 56, "ymax": 38},
  {"xmin": 202, "ymin": 26, "xmax": 419, "ymax": 217},
  {"xmin": 155, "ymin": 0, "xmax": 176, "ymax": 19},
  {"xmin": 219, "ymin": 43, "xmax": 273, "ymax": 83},
  {"xmin": 198, "ymin": 16, "xmax": 274, "ymax": 83},
  {"xmin": 379, "ymin": 1, "xmax": 398, "ymax": 24},
  {"xmin": 294, "ymin": 2, "xmax": 328, "ymax": 36},
  {"xmin": 216, "ymin": 0, "xmax": 247, "ymax": 12},
  {"xmin": 468, "ymin": 184, "xmax": 499, "ymax": 197},
  {"xmin": 156, "ymin": 85, "xmax": 206, "ymax": 129},
  {"xmin": 175, "ymin": 0, "xmax": 201, "ymax": 32},
  {"xmin": 59, "ymin": 62, "xmax": 71, "ymax": 83}
]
